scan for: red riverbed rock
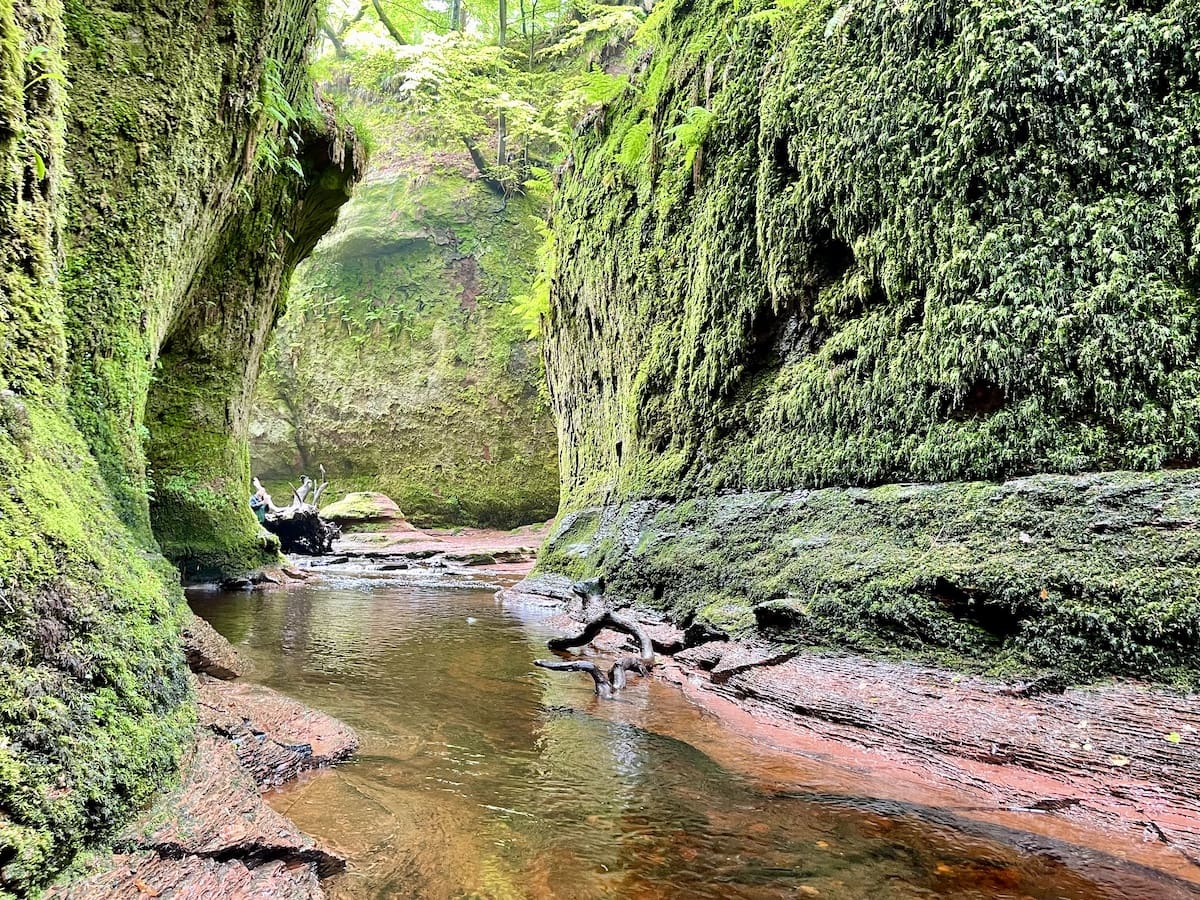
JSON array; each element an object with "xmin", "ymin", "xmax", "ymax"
[
  {"xmin": 197, "ymin": 676, "xmax": 359, "ymax": 789},
  {"xmin": 131, "ymin": 736, "xmax": 343, "ymax": 875},
  {"xmin": 503, "ymin": 579, "xmax": 1200, "ymax": 883},
  {"xmin": 708, "ymin": 644, "xmax": 797, "ymax": 684},
  {"xmin": 667, "ymin": 646, "xmax": 1200, "ymax": 876},
  {"xmin": 46, "ymin": 852, "xmax": 325, "ymax": 900},
  {"xmin": 47, "ymin": 735, "xmax": 342, "ymax": 899},
  {"xmin": 181, "ymin": 612, "xmax": 246, "ymax": 680}
]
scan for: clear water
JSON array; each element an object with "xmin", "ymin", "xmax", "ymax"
[{"xmin": 189, "ymin": 575, "xmax": 1197, "ymax": 900}]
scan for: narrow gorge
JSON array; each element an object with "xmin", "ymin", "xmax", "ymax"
[{"xmin": 3, "ymin": 0, "xmax": 1200, "ymax": 896}]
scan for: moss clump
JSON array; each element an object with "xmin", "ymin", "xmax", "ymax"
[
  {"xmin": 550, "ymin": 0, "xmax": 1200, "ymax": 500},
  {"xmin": 539, "ymin": 471, "xmax": 1200, "ymax": 685},
  {"xmin": 0, "ymin": 0, "xmax": 359, "ymax": 889},
  {"xmin": 319, "ymin": 491, "xmax": 402, "ymax": 523},
  {"xmin": 0, "ymin": 400, "xmax": 195, "ymax": 896},
  {"xmin": 252, "ymin": 149, "xmax": 559, "ymax": 530}
]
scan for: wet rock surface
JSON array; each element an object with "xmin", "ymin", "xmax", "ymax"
[
  {"xmin": 181, "ymin": 612, "xmax": 246, "ymax": 680},
  {"xmin": 53, "ymin": 612, "xmax": 360, "ymax": 898},
  {"xmin": 197, "ymin": 676, "xmax": 360, "ymax": 788},
  {"xmin": 129, "ymin": 736, "xmax": 344, "ymax": 876},
  {"xmin": 47, "ymin": 736, "xmax": 343, "ymax": 898},
  {"xmin": 46, "ymin": 852, "xmax": 325, "ymax": 900},
  {"xmin": 502, "ymin": 577, "xmax": 1200, "ymax": 884},
  {"xmin": 699, "ymin": 652, "xmax": 1200, "ymax": 863}
]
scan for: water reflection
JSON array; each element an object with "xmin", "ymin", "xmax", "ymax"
[{"xmin": 189, "ymin": 584, "xmax": 1198, "ymax": 900}]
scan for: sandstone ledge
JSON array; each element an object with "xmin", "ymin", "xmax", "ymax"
[
  {"xmin": 197, "ymin": 676, "xmax": 359, "ymax": 788},
  {"xmin": 502, "ymin": 578, "xmax": 1200, "ymax": 886},
  {"xmin": 46, "ymin": 736, "xmax": 342, "ymax": 899},
  {"xmin": 51, "ymin": 616, "xmax": 359, "ymax": 898}
]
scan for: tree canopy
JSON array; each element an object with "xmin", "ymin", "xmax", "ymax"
[{"xmin": 315, "ymin": 0, "xmax": 644, "ymax": 193}]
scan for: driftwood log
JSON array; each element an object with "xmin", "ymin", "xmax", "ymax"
[
  {"xmin": 257, "ymin": 467, "xmax": 338, "ymax": 555},
  {"xmin": 263, "ymin": 505, "xmax": 339, "ymax": 555},
  {"xmin": 535, "ymin": 580, "xmax": 655, "ymax": 699}
]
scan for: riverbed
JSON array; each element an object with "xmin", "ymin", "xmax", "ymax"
[{"xmin": 189, "ymin": 571, "xmax": 1197, "ymax": 899}]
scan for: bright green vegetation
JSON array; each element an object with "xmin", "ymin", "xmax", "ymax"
[
  {"xmin": 541, "ymin": 472, "xmax": 1200, "ymax": 685},
  {"xmin": 253, "ymin": 156, "xmax": 560, "ymax": 528},
  {"xmin": 540, "ymin": 0, "xmax": 1200, "ymax": 681},
  {"xmin": 314, "ymin": 0, "xmax": 640, "ymax": 193},
  {"xmin": 0, "ymin": 0, "xmax": 357, "ymax": 889},
  {"xmin": 250, "ymin": 0, "xmax": 644, "ymax": 529}
]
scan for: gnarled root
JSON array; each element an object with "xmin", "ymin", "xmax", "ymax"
[{"xmin": 536, "ymin": 608, "xmax": 655, "ymax": 699}]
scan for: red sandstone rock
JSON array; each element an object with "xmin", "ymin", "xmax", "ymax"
[
  {"xmin": 674, "ymin": 641, "xmax": 727, "ymax": 670},
  {"xmin": 45, "ymin": 852, "xmax": 325, "ymax": 899},
  {"xmin": 676, "ymin": 649, "xmax": 1200, "ymax": 870},
  {"xmin": 196, "ymin": 677, "xmax": 359, "ymax": 789},
  {"xmin": 133, "ymin": 735, "xmax": 344, "ymax": 876},
  {"xmin": 46, "ymin": 735, "xmax": 341, "ymax": 899},
  {"xmin": 181, "ymin": 613, "xmax": 246, "ymax": 680},
  {"xmin": 503, "ymin": 578, "xmax": 1200, "ymax": 881},
  {"xmin": 708, "ymin": 644, "xmax": 796, "ymax": 684}
]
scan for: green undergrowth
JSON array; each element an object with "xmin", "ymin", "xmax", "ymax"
[{"xmin": 538, "ymin": 471, "xmax": 1200, "ymax": 686}]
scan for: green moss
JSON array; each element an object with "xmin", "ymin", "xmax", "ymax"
[
  {"xmin": 550, "ymin": 0, "xmax": 1200, "ymax": 503},
  {"xmin": 539, "ymin": 0, "xmax": 1200, "ymax": 683},
  {"xmin": 0, "ymin": 400, "xmax": 194, "ymax": 896},
  {"xmin": 0, "ymin": 0, "xmax": 359, "ymax": 888},
  {"xmin": 542, "ymin": 471, "xmax": 1200, "ymax": 685},
  {"xmin": 252, "ymin": 143, "xmax": 559, "ymax": 530}
]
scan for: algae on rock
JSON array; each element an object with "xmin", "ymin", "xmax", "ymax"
[
  {"xmin": 252, "ymin": 143, "xmax": 559, "ymax": 530},
  {"xmin": 539, "ymin": 0, "xmax": 1200, "ymax": 682},
  {"xmin": 0, "ymin": 0, "xmax": 360, "ymax": 890}
]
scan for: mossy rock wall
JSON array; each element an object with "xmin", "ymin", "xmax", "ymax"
[
  {"xmin": 541, "ymin": 0, "xmax": 1200, "ymax": 680},
  {"xmin": 252, "ymin": 162, "xmax": 559, "ymax": 529},
  {"xmin": 0, "ymin": 0, "xmax": 357, "ymax": 890},
  {"xmin": 541, "ymin": 471, "xmax": 1200, "ymax": 684}
]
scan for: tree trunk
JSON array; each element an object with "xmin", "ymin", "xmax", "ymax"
[
  {"xmin": 462, "ymin": 137, "xmax": 507, "ymax": 194},
  {"xmin": 497, "ymin": 0, "xmax": 508, "ymax": 169},
  {"xmin": 262, "ymin": 505, "xmax": 339, "ymax": 555},
  {"xmin": 320, "ymin": 24, "xmax": 348, "ymax": 57},
  {"xmin": 371, "ymin": 0, "xmax": 406, "ymax": 46}
]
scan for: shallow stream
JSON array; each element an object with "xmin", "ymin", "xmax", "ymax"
[{"xmin": 189, "ymin": 571, "xmax": 1195, "ymax": 899}]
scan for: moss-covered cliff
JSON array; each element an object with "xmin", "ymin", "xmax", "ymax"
[
  {"xmin": 252, "ymin": 146, "xmax": 559, "ymax": 529},
  {"xmin": 0, "ymin": 0, "xmax": 358, "ymax": 890},
  {"xmin": 541, "ymin": 0, "xmax": 1200, "ymax": 681}
]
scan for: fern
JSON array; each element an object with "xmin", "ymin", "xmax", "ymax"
[
  {"xmin": 670, "ymin": 106, "xmax": 716, "ymax": 171},
  {"xmin": 511, "ymin": 220, "xmax": 555, "ymax": 337},
  {"xmin": 617, "ymin": 119, "xmax": 651, "ymax": 170}
]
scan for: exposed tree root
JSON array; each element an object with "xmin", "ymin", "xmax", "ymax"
[{"xmin": 535, "ymin": 594, "xmax": 656, "ymax": 698}]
